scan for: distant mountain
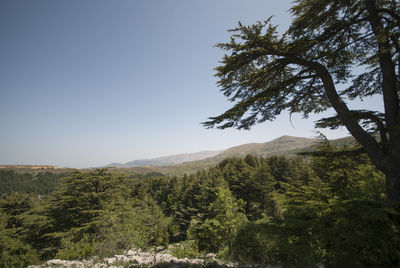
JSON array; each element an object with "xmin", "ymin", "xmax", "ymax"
[
  {"xmin": 106, "ymin": 163, "xmax": 130, "ymax": 168},
  {"xmin": 106, "ymin": 135, "xmax": 356, "ymax": 175},
  {"xmin": 158, "ymin": 135, "xmax": 325, "ymax": 173},
  {"xmin": 106, "ymin": 150, "xmax": 222, "ymax": 168},
  {"xmin": 211, "ymin": 135, "xmax": 319, "ymax": 160}
]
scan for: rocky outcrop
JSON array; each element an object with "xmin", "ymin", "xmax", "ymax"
[
  {"xmin": 27, "ymin": 248, "xmax": 282, "ymax": 268},
  {"xmin": 27, "ymin": 248, "xmax": 231, "ymax": 268}
]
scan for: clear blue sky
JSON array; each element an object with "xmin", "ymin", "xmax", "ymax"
[{"xmin": 0, "ymin": 0, "xmax": 382, "ymax": 168}]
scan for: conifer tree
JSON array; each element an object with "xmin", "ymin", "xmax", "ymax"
[
  {"xmin": 204, "ymin": 0, "xmax": 400, "ymax": 203},
  {"xmin": 188, "ymin": 185, "xmax": 247, "ymax": 252}
]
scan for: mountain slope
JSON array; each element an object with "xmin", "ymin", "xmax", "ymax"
[
  {"xmin": 212, "ymin": 135, "xmax": 318, "ymax": 160},
  {"xmin": 107, "ymin": 150, "xmax": 222, "ymax": 168},
  {"xmin": 107, "ymin": 135, "xmax": 356, "ymax": 175}
]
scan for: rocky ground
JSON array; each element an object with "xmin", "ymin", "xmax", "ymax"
[{"xmin": 27, "ymin": 248, "xmax": 281, "ymax": 268}]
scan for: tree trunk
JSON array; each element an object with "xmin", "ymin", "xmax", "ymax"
[
  {"xmin": 385, "ymin": 173, "xmax": 400, "ymax": 204},
  {"xmin": 384, "ymin": 159, "xmax": 400, "ymax": 203},
  {"xmin": 288, "ymin": 47, "xmax": 400, "ymax": 204}
]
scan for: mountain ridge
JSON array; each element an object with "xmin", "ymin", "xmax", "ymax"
[
  {"xmin": 106, "ymin": 135, "xmax": 354, "ymax": 171},
  {"xmin": 1, "ymin": 136, "xmax": 355, "ymax": 173},
  {"xmin": 106, "ymin": 150, "xmax": 223, "ymax": 168}
]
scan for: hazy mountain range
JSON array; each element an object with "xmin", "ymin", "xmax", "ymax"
[
  {"xmin": 1, "ymin": 135, "xmax": 355, "ymax": 174},
  {"xmin": 106, "ymin": 150, "xmax": 222, "ymax": 168},
  {"xmin": 106, "ymin": 135, "xmax": 355, "ymax": 170}
]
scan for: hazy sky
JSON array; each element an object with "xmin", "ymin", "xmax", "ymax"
[{"xmin": 0, "ymin": 0, "xmax": 382, "ymax": 168}]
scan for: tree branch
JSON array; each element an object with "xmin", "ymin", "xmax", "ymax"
[
  {"xmin": 364, "ymin": 0, "xmax": 400, "ymax": 132},
  {"xmin": 280, "ymin": 54, "xmax": 385, "ymax": 169}
]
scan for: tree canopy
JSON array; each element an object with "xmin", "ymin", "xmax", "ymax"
[
  {"xmin": 203, "ymin": 0, "xmax": 400, "ymax": 203},
  {"xmin": 1, "ymin": 149, "xmax": 399, "ymax": 266}
]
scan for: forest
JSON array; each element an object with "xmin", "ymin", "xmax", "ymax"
[
  {"xmin": 1, "ymin": 0, "xmax": 399, "ymax": 266},
  {"xmin": 1, "ymin": 141, "xmax": 399, "ymax": 267}
]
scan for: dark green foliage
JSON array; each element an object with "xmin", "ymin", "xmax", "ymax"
[
  {"xmin": 308, "ymin": 140, "xmax": 386, "ymax": 200},
  {"xmin": 231, "ymin": 222, "xmax": 292, "ymax": 266},
  {"xmin": 55, "ymin": 235, "xmax": 95, "ymax": 260},
  {"xmin": 232, "ymin": 200, "xmax": 400, "ymax": 267},
  {"xmin": 313, "ymin": 200, "xmax": 400, "ymax": 267},
  {"xmin": 0, "ymin": 169, "xmax": 178, "ymax": 263},
  {"xmin": 44, "ymin": 169, "xmax": 170, "ymax": 259},
  {"xmin": 0, "ymin": 143, "xmax": 397, "ymax": 266},
  {"xmin": 230, "ymin": 144, "xmax": 399, "ymax": 267},
  {"xmin": 220, "ymin": 156, "xmax": 306, "ymax": 219},
  {"xmin": 0, "ymin": 192, "xmax": 34, "ymax": 230},
  {"xmin": 188, "ymin": 185, "xmax": 248, "ymax": 252},
  {"xmin": 0, "ymin": 192, "xmax": 53, "ymax": 261},
  {"xmin": 169, "ymin": 240, "xmax": 200, "ymax": 259},
  {"xmin": 0, "ymin": 213, "xmax": 40, "ymax": 268},
  {"xmin": 0, "ymin": 170, "xmax": 66, "ymax": 195},
  {"xmin": 47, "ymin": 169, "xmax": 125, "ymax": 238}
]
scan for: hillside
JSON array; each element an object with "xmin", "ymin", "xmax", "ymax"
[
  {"xmin": 211, "ymin": 135, "xmax": 318, "ymax": 160},
  {"xmin": 107, "ymin": 150, "xmax": 222, "ymax": 168},
  {"xmin": 108, "ymin": 135, "xmax": 355, "ymax": 175},
  {"xmin": 107, "ymin": 136, "xmax": 320, "ymax": 169}
]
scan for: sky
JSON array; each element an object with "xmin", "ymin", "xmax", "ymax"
[{"xmin": 0, "ymin": 0, "xmax": 382, "ymax": 168}]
